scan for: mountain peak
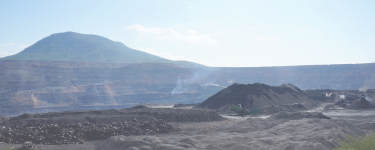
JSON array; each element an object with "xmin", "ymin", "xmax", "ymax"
[{"xmin": 2, "ymin": 32, "xmax": 204, "ymax": 68}]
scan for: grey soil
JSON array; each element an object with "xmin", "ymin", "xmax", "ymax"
[{"xmin": 95, "ymin": 111, "xmax": 366, "ymax": 150}]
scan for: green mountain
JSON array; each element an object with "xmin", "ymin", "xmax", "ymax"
[{"xmin": 1, "ymin": 32, "xmax": 204, "ymax": 68}]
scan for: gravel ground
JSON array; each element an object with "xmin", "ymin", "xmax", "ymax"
[
  {"xmin": 2, "ymin": 104, "xmax": 374, "ymax": 150},
  {"xmin": 95, "ymin": 114, "xmax": 365, "ymax": 150}
]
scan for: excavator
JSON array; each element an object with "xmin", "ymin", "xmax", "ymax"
[{"xmin": 228, "ymin": 104, "xmax": 262, "ymax": 116}]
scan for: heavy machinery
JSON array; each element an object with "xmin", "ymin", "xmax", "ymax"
[{"xmin": 228, "ymin": 104, "xmax": 262, "ymax": 116}]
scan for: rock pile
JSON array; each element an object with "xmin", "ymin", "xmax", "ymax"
[
  {"xmin": 334, "ymin": 99, "xmax": 346, "ymax": 107},
  {"xmin": 0, "ymin": 107, "xmax": 225, "ymax": 145},
  {"xmin": 119, "ymin": 108, "xmax": 225, "ymax": 122},
  {"xmin": 346, "ymin": 98, "xmax": 375, "ymax": 109},
  {"xmin": 268, "ymin": 112, "xmax": 331, "ymax": 120},
  {"xmin": 173, "ymin": 103, "xmax": 199, "ymax": 108},
  {"xmin": 196, "ymin": 83, "xmax": 312, "ymax": 111},
  {"xmin": 0, "ymin": 119, "xmax": 179, "ymax": 145}
]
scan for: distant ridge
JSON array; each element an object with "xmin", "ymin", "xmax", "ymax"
[{"xmin": 1, "ymin": 32, "xmax": 204, "ymax": 68}]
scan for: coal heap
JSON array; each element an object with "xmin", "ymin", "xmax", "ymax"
[
  {"xmin": 173, "ymin": 103, "xmax": 199, "ymax": 108},
  {"xmin": 0, "ymin": 107, "xmax": 225, "ymax": 145},
  {"xmin": 0, "ymin": 120, "xmax": 179, "ymax": 145},
  {"xmin": 268, "ymin": 112, "xmax": 331, "ymax": 120},
  {"xmin": 334, "ymin": 99, "xmax": 346, "ymax": 106},
  {"xmin": 197, "ymin": 83, "xmax": 311, "ymax": 109},
  {"xmin": 346, "ymin": 98, "xmax": 375, "ymax": 109},
  {"xmin": 119, "ymin": 108, "xmax": 225, "ymax": 122}
]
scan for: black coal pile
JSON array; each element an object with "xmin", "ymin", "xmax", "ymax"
[
  {"xmin": 6, "ymin": 107, "xmax": 224, "ymax": 125},
  {"xmin": 333, "ymin": 99, "xmax": 346, "ymax": 106},
  {"xmin": 0, "ymin": 119, "xmax": 179, "ymax": 145},
  {"xmin": 0, "ymin": 106, "xmax": 225, "ymax": 145},
  {"xmin": 1, "ymin": 115, "xmax": 158, "ymax": 127},
  {"xmin": 346, "ymin": 98, "xmax": 375, "ymax": 109},
  {"xmin": 119, "ymin": 108, "xmax": 225, "ymax": 122},
  {"xmin": 268, "ymin": 112, "xmax": 331, "ymax": 120},
  {"xmin": 259, "ymin": 103, "xmax": 309, "ymax": 114},
  {"xmin": 196, "ymin": 83, "xmax": 312, "ymax": 110},
  {"xmin": 173, "ymin": 103, "xmax": 199, "ymax": 108}
]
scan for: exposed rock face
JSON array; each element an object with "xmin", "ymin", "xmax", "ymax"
[
  {"xmin": 0, "ymin": 61, "xmax": 224, "ymax": 116},
  {"xmin": 1, "ymin": 60, "xmax": 375, "ymax": 116},
  {"xmin": 197, "ymin": 83, "xmax": 312, "ymax": 110}
]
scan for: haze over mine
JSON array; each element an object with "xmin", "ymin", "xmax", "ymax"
[{"xmin": 1, "ymin": 0, "xmax": 374, "ymax": 67}]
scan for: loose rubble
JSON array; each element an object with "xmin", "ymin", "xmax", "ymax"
[
  {"xmin": 346, "ymin": 98, "xmax": 375, "ymax": 109},
  {"xmin": 119, "ymin": 108, "xmax": 225, "ymax": 122},
  {"xmin": 0, "ymin": 107, "xmax": 225, "ymax": 145},
  {"xmin": 0, "ymin": 119, "xmax": 180, "ymax": 145}
]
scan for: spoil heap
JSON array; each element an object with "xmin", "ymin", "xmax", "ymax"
[
  {"xmin": 346, "ymin": 98, "xmax": 375, "ymax": 109},
  {"xmin": 196, "ymin": 83, "xmax": 312, "ymax": 111},
  {"xmin": 334, "ymin": 99, "xmax": 346, "ymax": 106},
  {"xmin": 118, "ymin": 108, "xmax": 225, "ymax": 122},
  {"xmin": 94, "ymin": 114, "xmax": 365, "ymax": 150},
  {"xmin": 0, "ymin": 120, "xmax": 179, "ymax": 145},
  {"xmin": 268, "ymin": 112, "xmax": 331, "ymax": 120},
  {"xmin": 0, "ymin": 107, "xmax": 225, "ymax": 145}
]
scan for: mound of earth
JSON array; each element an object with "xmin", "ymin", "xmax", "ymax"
[
  {"xmin": 173, "ymin": 103, "xmax": 199, "ymax": 108},
  {"xmin": 118, "ymin": 108, "xmax": 225, "ymax": 122},
  {"xmin": 334, "ymin": 99, "xmax": 346, "ymax": 106},
  {"xmin": 1, "ymin": 115, "xmax": 157, "ymax": 127},
  {"xmin": 131, "ymin": 105, "xmax": 148, "ymax": 109},
  {"xmin": 196, "ymin": 83, "xmax": 312, "ymax": 111},
  {"xmin": 259, "ymin": 103, "xmax": 311, "ymax": 114},
  {"xmin": 2, "ymin": 107, "xmax": 225, "ymax": 127},
  {"xmin": 346, "ymin": 98, "xmax": 375, "ymax": 109},
  {"xmin": 268, "ymin": 112, "xmax": 331, "ymax": 120},
  {"xmin": 95, "ymin": 117, "xmax": 364, "ymax": 150},
  {"xmin": 0, "ymin": 106, "xmax": 225, "ymax": 145},
  {"xmin": 279, "ymin": 83, "xmax": 304, "ymax": 93},
  {"xmin": 0, "ymin": 119, "xmax": 179, "ymax": 145}
]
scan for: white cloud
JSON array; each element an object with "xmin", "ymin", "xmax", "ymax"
[
  {"xmin": 5, "ymin": 43, "xmax": 15, "ymax": 46},
  {"xmin": 20, "ymin": 45, "xmax": 30, "ymax": 49},
  {"xmin": 135, "ymin": 47, "xmax": 211, "ymax": 66},
  {"xmin": 157, "ymin": 33, "xmax": 217, "ymax": 44},
  {"xmin": 0, "ymin": 50, "xmax": 15, "ymax": 57},
  {"xmin": 249, "ymin": 27, "xmax": 259, "ymax": 31},
  {"xmin": 177, "ymin": 1, "xmax": 204, "ymax": 10},
  {"xmin": 127, "ymin": 24, "xmax": 217, "ymax": 44},
  {"xmin": 186, "ymin": 29, "xmax": 197, "ymax": 34},
  {"xmin": 136, "ymin": 47, "xmax": 186, "ymax": 60},
  {"xmin": 255, "ymin": 36, "xmax": 278, "ymax": 41},
  {"xmin": 367, "ymin": 37, "xmax": 373, "ymax": 42},
  {"xmin": 127, "ymin": 24, "xmax": 175, "ymax": 34}
]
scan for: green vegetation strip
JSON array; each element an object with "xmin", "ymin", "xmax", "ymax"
[{"xmin": 335, "ymin": 133, "xmax": 375, "ymax": 150}]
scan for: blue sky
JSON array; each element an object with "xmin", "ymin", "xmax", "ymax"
[{"xmin": 0, "ymin": 0, "xmax": 374, "ymax": 67}]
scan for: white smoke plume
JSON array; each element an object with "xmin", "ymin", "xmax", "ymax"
[{"xmin": 171, "ymin": 77, "xmax": 196, "ymax": 95}]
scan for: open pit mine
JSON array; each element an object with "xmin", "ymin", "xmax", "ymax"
[
  {"xmin": 1, "ymin": 32, "xmax": 375, "ymax": 150},
  {"xmin": 0, "ymin": 83, "xmax": 374, "ymax": 150}
]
